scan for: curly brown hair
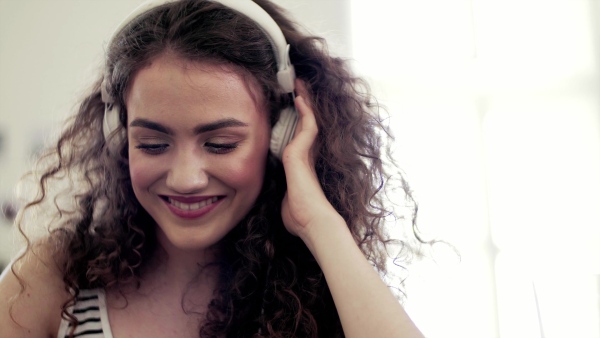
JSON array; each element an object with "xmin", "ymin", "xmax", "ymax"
[{"xmin": 13, "ymin": 1, "xmax": 419, "ymax": 337}]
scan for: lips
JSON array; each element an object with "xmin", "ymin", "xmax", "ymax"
[{"xmin": 161, "ymin": 195, "xmax": 223, "ymax": 219}]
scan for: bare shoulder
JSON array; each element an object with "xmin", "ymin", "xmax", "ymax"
[{"xmin": 0, "ymin": 238, "xmax": 70, "ymax": 338}]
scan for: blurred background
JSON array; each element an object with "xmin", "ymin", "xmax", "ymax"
[{"xmin": 1, "ymin": 0, "xmax": 598, "ymax": 337}]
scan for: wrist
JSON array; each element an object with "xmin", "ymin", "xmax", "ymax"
[{"xmin": 299, "ymin": 211, "xmax": 353, "ymax": 260}]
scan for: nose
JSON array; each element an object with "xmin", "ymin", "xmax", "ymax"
[{"xmin": 166, "ymin": 148, "xmax": 209, "ymax": 194}]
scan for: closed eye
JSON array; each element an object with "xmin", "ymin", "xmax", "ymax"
[
  {"xmin": 205, "ymin": 142, "xmax": 238, "ymax": 154},
  {"xmin": 135, "ymin": 143, "xmax": 169, "ymax": 155}
]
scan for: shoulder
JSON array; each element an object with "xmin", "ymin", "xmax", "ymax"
[{"xmin": 0, "ymin": 238, "xmax": 70, "ymax": 338}]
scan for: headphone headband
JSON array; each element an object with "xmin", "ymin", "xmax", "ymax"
[
  {"xmin": 101, "ymin": 0, "xmax": 295, "ymax": 103},
  {"xmin": 214, "ymin": 0, "xmax": 295, "ymax": 93}
]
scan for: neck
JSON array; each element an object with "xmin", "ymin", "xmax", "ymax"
[
  {"xmin": 145, "ymin": 240, "xmax": 220, "ymax": 296},
  {"xmin": 113, "ymin": 230, "xmax": 221, "ymax": 309},
  {"xmin": 105, "ymin": 229, "xmax": 223, "ymax": 318}
]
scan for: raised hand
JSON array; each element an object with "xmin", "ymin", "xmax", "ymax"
[{"xmin": 280, "ymin": 80, "xmax": 342, "ymax": 240}]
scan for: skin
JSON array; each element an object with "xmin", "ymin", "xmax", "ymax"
[{"xmin": 0, "ymin": 53, "xmax": 425, "ymax": 337}]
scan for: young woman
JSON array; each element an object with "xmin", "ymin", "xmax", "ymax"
[{"xmin": 0, "ymin": 0, "xmax": 424, "ymax": 337}]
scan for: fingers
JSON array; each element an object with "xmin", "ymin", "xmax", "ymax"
[
  {"xmin": 282, "ymin": 79, "xmax": 318, "ymax": 164},
  {"xmin": 294, "ymin": 78, "xmax": 310, "ymax": 100},
  {"xmin": 293, "ymin": 79, "xmax": 318, "ymax": 140}
]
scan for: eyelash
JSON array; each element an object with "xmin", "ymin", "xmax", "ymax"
[
  {"xmin": 136, "ymin": 144, "xmax": 168, "ymax": 155},
  {"xmin": 205, "ymin": 142, "xmax": 238, "ymax": 154},
  {"xmin": 135, "ymin": 142, "xmax": 238, "ymax": 155}
]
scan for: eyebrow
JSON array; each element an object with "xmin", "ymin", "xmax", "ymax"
[{"xmin": 129, "ymin": 118, "xmax": 248, "ymax": 135}]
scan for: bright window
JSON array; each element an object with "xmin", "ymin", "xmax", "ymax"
[{"xmin": 351, "ymin": 1, "xmax": 600, "ymax": 337}]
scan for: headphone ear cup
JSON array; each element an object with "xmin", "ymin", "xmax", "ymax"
[
  {"xmin": 103, "ymin": 106, "xmax": 125, "ymax": 155},
  {"xmin": 270, "ymin": 106, "xmax": 298, "ymax": 159}
]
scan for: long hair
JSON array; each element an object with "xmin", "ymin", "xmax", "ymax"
[{"xmin": 13, "ymin": 1, "xmax": 419, "ymax": 337}]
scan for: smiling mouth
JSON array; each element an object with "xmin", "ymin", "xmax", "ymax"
[{"xmin": 163, "ymin": 196, "xmax": 220, "ymax": 211}]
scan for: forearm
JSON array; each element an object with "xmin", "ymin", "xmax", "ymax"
[{"xmin": 301, "ymin": 214, "xmax": 425, "ymax": 338}]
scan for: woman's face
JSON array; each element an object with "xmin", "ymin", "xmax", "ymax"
[{"xmin": 126, "ymin": 54, "xmax": 271, "ymax": 253}]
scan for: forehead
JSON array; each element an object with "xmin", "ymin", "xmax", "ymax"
[{"xmin": 125, "ymin": 54, "xmax": 267, "ymax": 121}]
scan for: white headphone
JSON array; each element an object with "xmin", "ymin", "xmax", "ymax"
[{"xmin": 101, "ymin": 0, "xmax": 298, "ymax": 159}]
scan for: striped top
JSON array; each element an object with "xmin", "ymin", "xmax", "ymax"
[{"xmin": 57, "ymin": 289, "xmax": 113, "ymax": 338}]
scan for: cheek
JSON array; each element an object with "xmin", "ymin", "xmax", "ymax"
[
  {"xmin": 221, "ymin": 139, "xmax": 269, "ymax": 195},
  {"xmin": 128, "ymin": 152, "xmax": 156, "ymax": 192},
  {"xmin": 228, "ymin": 153, "xmax": 267, "ymax": 192}
]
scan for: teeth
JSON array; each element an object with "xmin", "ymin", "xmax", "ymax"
[{"xmin": 168, "ymin": 197, "xmax": 218, "ymax": 211}]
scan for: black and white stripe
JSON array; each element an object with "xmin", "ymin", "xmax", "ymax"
[{"xmin": 58, "ymin": 289, "xmax": 111, "ymax": 338}]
